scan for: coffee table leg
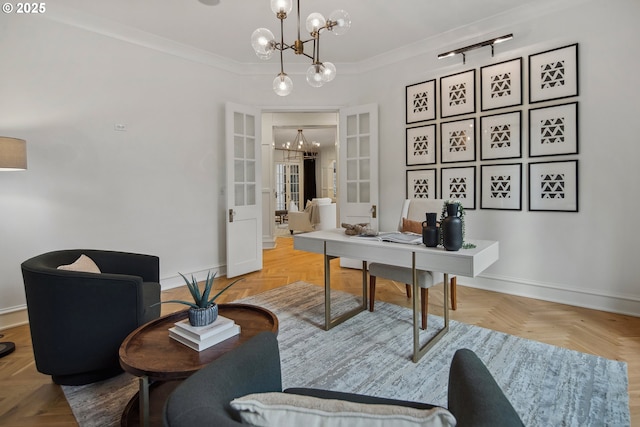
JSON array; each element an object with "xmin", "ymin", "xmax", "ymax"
[{"xmin": 139, "ymin": 376, "xmax": 149, "ymax": 427}]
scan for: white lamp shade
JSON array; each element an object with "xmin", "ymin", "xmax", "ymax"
[{"xmin": 0, "ymin": 137, "xmax": 27, "ymax": 170}]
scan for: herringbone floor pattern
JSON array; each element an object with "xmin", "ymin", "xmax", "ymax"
[{"xmin": 1, "ymin": 236, "xmax": 638, "ymax": 426}]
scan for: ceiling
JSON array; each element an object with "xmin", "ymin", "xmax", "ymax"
[
  {"xmin": 53, "ymin": 0, "xmax": 541, "ymax": 65},
  {"xmin": 50, "ymin": 0, "xmax": 544, "ymax": 149},
  {"xmin": 273, "ymin": 127, "xmax": 336, "ymax": 151}
]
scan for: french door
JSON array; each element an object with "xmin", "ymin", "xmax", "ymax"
[
  {"xmin": 275, "ymin": 162, "xmax": 302, "ymax": 211},
  {"xmin": 225, "ymin": 102, "xmax": 262, "ymax": 278},
  {"xmin": 339, "ymin": 104, "xmax": 379, "ymax": 268}
]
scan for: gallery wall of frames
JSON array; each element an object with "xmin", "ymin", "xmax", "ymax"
[{"xmin": 405, "ymin": 43, "xmax": 579, "ymax": 212}]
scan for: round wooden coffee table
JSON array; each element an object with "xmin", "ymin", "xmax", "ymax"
[{"xmin": 119, "ymin": 303, "xmax": 278, "ymax": 427}]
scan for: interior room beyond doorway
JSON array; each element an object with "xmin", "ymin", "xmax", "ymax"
[{"xmin": 263, "ymin": 111, "xmax": 338, "ymax": 238}]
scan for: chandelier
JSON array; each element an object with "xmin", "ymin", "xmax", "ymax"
[
  {"xmin": 251, "ymin": 0, "xmax": 351, "ymax": 96},
  {"xmin": 279, "ymin": 129, "xmax": 320, "ymax": 160}
]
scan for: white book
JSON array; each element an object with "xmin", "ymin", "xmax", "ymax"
[
  {"xmin": 169, "ymin": 324, "xmax": 241, "ymax": 351},
  {"xmin": 173, "ymin": 315, "xmax": 235, "ymax": 340},
  {"xmin": 352, "ymin": 231, "xmax": 423, "ymax": 245}
]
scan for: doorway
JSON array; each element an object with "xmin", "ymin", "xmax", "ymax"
[{"xmin": 262, "ymin": 111, "xmax": 339, "ymax": 242}]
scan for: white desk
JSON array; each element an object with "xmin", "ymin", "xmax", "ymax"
[{"xmin": 294, "ymin": 228, "xmax": 499, "ymax": 362}]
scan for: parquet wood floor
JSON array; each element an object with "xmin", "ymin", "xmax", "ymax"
[{"xmin": 1, "ymin": 236, "xmax": 638, "ymax": 426}]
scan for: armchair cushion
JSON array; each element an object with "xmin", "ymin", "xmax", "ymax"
[
  {"xmin": 57, "ymin": 254, "xmax": 101, "ymax": 274},
  {"xmin": 231, "ymin": 392, "xmax": 455, "ymax": 427}
]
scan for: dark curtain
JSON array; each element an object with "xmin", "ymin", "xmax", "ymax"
[{"xmin": 303, "ymin": 157, "xmax": 317, "ymax": 202}]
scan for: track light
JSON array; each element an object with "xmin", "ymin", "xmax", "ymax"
[{"xmin": 438, "ymin": 34, "xmax": 513, "ymax": 64}]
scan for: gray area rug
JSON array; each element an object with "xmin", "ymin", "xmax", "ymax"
[{"xmin": 63, "ymin": 281, "xmax": 629, "ymax": 426}]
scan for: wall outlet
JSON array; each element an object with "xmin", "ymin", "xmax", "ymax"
[{"xmin": 114, "ymin": 124, "xmax": 127, "ymax": 131}]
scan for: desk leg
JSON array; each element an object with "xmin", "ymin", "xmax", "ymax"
[
  {"xmin": 412, "ymin": 252, "xmax": 450, "ymax": 362},
  {"xmin": 323, "ymin": 242, "xmax": 367, "ymax": 330},
  {"xmin": 139, "ymin": 375, "xmax": 149, "ymax": 427}
]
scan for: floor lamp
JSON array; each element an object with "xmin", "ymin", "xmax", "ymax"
[{"xmin": 0, "ymin": 136, "xmax": 27, "ymax": 358}]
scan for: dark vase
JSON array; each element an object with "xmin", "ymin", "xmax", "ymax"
[
  {"xmin": 422, "ymin": 212, "xmax": 439, "ymax": 247},
  {"xmin": 442, "ymin": 203, "xmax": 462, "ymax": 251}
]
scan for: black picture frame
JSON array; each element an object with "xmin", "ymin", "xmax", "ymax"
[
  {"xmin": 480, "ymin": 111, "xmax": 522, "ymax": 160},
  {"xmin": 480, "ymin": 57, "xmax": 523, "ymax": 111},
  {"xmin": 406, "ymin": 169, "xmax": 437, "ymax": 199},
  {"xmin": 529, "ymin": 102, "xmax": 579, "ymax": 157},
  {"xmin": 406, "ymin": 79, "xmax": 436, "ymax": 124},
  {"xmin": 406, "ymin": 124, "xmax": 437, "ymax": 166},
  {"xmin": 528, "ymin": 160, "xmax": 578, "ymax": 212},
  {"xmin": 440, "ymin": 118, "xmax": 476, "ymax": 163},
  {"xmin": 529, "ymin": 43, "xmax": 579, "ymax": 103},
  {"xmin": 441, "ymin": 166, "xmax": 476, "ymax": 210},
  {"xmin": 480, "ymin": 163, "xmax": 523, "ymax": 211},
  {"xmin": 440, "ymin": 69, "xmax": 476, "ymax": 118}
]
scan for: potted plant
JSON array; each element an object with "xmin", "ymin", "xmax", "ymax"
[{"xmin": 161, "ymin": 271, "xmax": 242, "ymax": 327}]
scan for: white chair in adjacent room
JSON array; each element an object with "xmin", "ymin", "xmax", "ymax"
[
  {"xmin": 288, "ymin": 198, "xmax": 337, "ymax": 234},
  {"xmin": 368, "ymin": 198, "xmax": 457, "ymax": 330}
]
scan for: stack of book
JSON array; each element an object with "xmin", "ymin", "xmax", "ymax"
[{"xmin": 169, "ymin": 315, "xmax": 240, "ymax": 351}]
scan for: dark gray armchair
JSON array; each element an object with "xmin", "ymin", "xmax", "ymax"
[
  {"xmin": 21, "ymin": 249, "xmax": 161, "ymax": 385},
  {"xmin": 163, "ymin": 331, "xmax": 524, "ymax": 427}
]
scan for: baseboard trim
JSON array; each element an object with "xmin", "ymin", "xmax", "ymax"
[
  {"xmin": 0, "ymin": 306, "xmax": 29, "ymax": 331},
  {"xmin": 160, "ymin": 266, "xmax": 228, "ymax": 291},
  {"xmin": 1, "ymin": 266, "xmax": 230, "ymax": 331},
  {"xmin": 463, "ymin": 274, "xmax": 640, "ymax": 317},
  {"xmin": 5, "ymin": 269, "xmax": 638, "ymax": 330},
  {"xmin": 263, "ymin": 236, "xmax": 277, "ymax": 250}
]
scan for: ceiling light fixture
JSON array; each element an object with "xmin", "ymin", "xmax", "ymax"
[
  {"xmin": 438, "ymin": 34, "xmax": 513, "ymax": 64},
  {"xmin": 251, "ymin": 0, "xmax": 351, "ymax": 96},
  {"xmin": 278, "ymin": 129, "xmax": 320, "ymax": 160}
]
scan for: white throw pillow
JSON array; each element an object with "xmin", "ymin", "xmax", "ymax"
[
  {"xmin": 57, "ymin": 254, "xmax": 101, "ymax": 274},
  {"xmin": 230, "ymin": 392, "xmax": 456, "ymax": 427}
]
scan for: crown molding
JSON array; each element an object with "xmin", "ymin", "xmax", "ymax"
[
  {"xmin": 42, "ymin": 4, "xmax": 247, "ymax": 75},
  {"xmin": 41, "ymin": 0, "xmax": 588, "ymax": 77}
]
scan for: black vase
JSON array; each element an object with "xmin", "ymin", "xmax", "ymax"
[
  {"xmin": 421, "ymin": 212, "xmax": 439, "ymax": 247},
  {"xmin": 442, "ymin": 203, "xmax": 462, "ymax": 251}
]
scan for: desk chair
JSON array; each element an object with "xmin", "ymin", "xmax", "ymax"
[{"xmin": 368, "ymin": 198, "xmax": 457, "ymax": 330}]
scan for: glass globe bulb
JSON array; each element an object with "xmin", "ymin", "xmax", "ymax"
[
  {"xmin": 251, "ymin": 28, "xmax": 276, "ymax": 57},
  {"xmin": 270, "ymin": 0, "xmax": 292, "ymax": 16},
  {"xmin": 273, "ymin": 74, "xmax": 293, "ymax": 96},
  {"xmin": 306, "ymin": 64, "xmax": 325, "ymax": 88},
  {"xmin": 328, "ymin": 10, "xmax": 351, "ymax": 35},
  {"xmin": 305, "ymin": 13, "xmax": 326, "ymax": 34},
  {"xmin": 321, "ymin": 62, "xmax": 336, "ymax": 82},
  {"xmin": 256, "ymin": 50, "xmax": 274, "ymax": 60}
]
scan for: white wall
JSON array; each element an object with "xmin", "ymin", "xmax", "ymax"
[
  {"xmin": 0, "ymin": 15, "xmax": 249, "ymax": 324},
  {"xmin": 0, "ymin": 13, "xmax": 360, "ymax": 328},
  {"xmin": 2, "ymin": 0, "xmax": 639, "ymax": 329},
  {"xmin": 361, "ymin": 0, "xmax": 640, "ymax": 314}
]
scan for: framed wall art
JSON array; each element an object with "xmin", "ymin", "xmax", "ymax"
[
  {"xmin": 440, "ymin": 118, "xmax": 476, "ymax": 163},
  {"xmin": 529, "ymin": 43, "xmax": 579, "ymax": 103},
  {"xmin": 529, "ymin": 102, "xmax": 578, "ymax": 157},
  {"xmin": 480, "ymin": 111, "xmax": 522, "ymax": 160},
  {"xmin": 441, "ymin": 166, "xmax": 476, "ymax": 209},
  {"xmin": 480, "ymin": 57, "xmax": 523, "ymax": 111},
  {"xmin": 528, "ymin": 160, "xmax": 578, "ymax": 212},
  {"xmin": 440, "ymin": 69, "xmax": 476, "ymax": 118},
  {"xmin": 480, "ymin": 163, "xmax": 522, "ymax": 210},
  {"xmin": 406, "ymin": 79, "xmax": 436, "ymax": 124},
  {"xmin": 406, "ymin": 124, "xmax": 436, "ymax": 166},
  {"xmin": 406, "ymin": 169, "xmax": 437, "ymax": 199}
]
